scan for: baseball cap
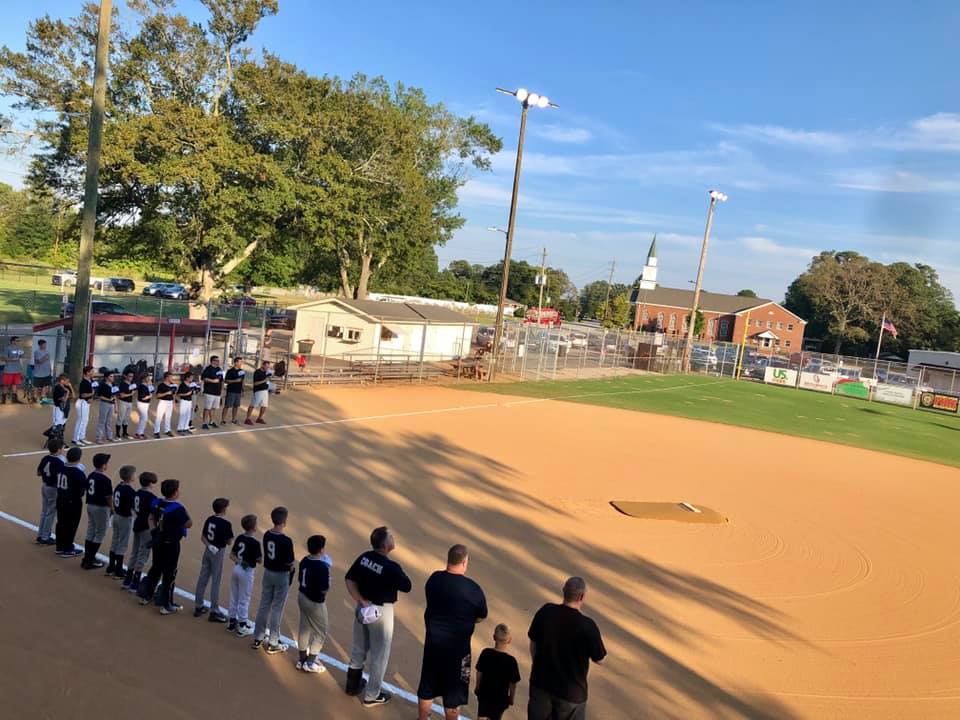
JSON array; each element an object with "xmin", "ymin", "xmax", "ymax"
[
  {"xmin": 357, "ymin": 605, "xmax": 381, "ymax": 625},
  {"xmin": 93, "ymin": 453, "xmax": 111, "ymax": 468}
]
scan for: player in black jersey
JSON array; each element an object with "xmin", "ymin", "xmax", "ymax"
[
  {"xmin": 55, "ymin": 447, "xmax": 86, "ymax": 556},
  {"xmin": 36, "ymin": 438, "xmax": 65, "ymax": 545},
  {"xmin": 81, "ymin": 453, "xmax": 113, "ymax": 569},
  {"xmin": 116, "ymin": 370, "xmax": 136, "ymax": 439},
  {"xmin": 106, "ymin": 465, "xmax": 137, "ymax": 578},
  {"xmin": 123, "ymin": 471, "xmax": 158, "ymax": 591},
  {"xmin": 194, "ymin": 497, "xmax": 233, "ymax": 622},
  {"xmin": 228, "ymin": 514, "xmax": 261, "ymax": 635}
]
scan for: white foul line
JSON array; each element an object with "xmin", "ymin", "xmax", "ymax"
[{"xmin": 0, "ymin": 506, "xmax": 456, "ymax": 717}]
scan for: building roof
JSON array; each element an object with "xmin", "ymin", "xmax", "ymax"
[
  {"xmin": 290, "ymin": 297, "xmax": 478, "ymax": 324},
  {"xmin": 33, "ymin": 316, "xmax": 244, "ymax": 337},
  {"xmin": 629, "ymin": 286, "xmax": 771, "ymax": 314}
]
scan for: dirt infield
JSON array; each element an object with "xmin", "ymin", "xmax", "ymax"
[{"xmin": 1, "ymin": 385, "xmax": 959, "ymax": 719}]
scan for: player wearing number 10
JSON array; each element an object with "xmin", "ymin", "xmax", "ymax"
[{"xmin": 251, "ymin": 506, "xmax": 295, "ymax": 654}]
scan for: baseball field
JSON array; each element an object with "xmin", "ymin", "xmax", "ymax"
[{"xmin": 1, "ymin": 378, "xmax": 959, "ymax": 719}]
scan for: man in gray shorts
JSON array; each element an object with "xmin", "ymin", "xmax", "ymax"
[
  {"xmin": 32, "ymin": 339, "xmax": 53, "ymax": 403},
  {"xmin": 221, "ymin": 356, "xmax": 245, "ymax": 425},
  {"xmin": 81, "ymin": 453, "xmax": 113, "ymax": 570}
]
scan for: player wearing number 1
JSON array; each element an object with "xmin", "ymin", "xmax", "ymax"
[
  {"xmin": 251, "ymin": 506, "xmax": 295, "ymax": 654},
  {"xmin": 194, "ymin": 498, "xmax": 234, "ymax": 622},
  {"xmin": 228, "ymin": 514, "xmax": 261, "ymax": 636},
  {"xmin": 296, "ymin": 535, "xmax": 332, "ymax": 674}
]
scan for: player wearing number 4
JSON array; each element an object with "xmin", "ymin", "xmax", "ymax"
[
  {"xmin": 194, "ymin": 497, "xmax": 234, "ymax": 622},
  {"xmin": 36, "ymin": 438, "xmax": 65, "ymax": 545},
  {"xmin": 251, "ymin": 506, "xmax": 295, "ymax": 654},
  {"xmin": 227, "ymin": 514, "xmax": 261, "ymax": 636}
]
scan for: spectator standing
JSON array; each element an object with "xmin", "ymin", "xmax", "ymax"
[
  {"xmin": 344, "ymin": 526, "xmax": 413, "ymax": 707},
  {"xmin": 417, "ymin": 544, "xmax": 488, "ymax": 720},
  {"xmin": 475, "ymin": 624, "xmax": 522, "ymax": 720},
  {"xmin": 221, "ymin": 356, "xmax": 245, "ymax": 425},
  {"xmin": 32, "ymin": 338, "xmax": 52, "ymax": 403},
  {"xmin": 527, "ymin": 577, "xmax": 606, "ymax": 720},
  {"xmin": 2, "ymin": 336, "xmax": 24, "ymax": 403}
]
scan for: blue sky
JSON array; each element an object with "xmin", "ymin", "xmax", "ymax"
[{"xmin": 2, "ymin": 0, "xmax": 959, "ymax": 300}]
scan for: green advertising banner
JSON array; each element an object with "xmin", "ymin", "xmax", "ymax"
[{"xmin": 835, "ymin": 379, "xmax": 870, "ymax": 400}]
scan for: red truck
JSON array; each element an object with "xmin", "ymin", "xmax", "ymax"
[{"xmin": 524, "ymin": 307, "xmax": 562, "ymax": 327}]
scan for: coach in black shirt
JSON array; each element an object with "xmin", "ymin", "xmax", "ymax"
[
  {"xmin": 344, "ymin": 526, "xmax": 412, "ymax": 706},
  {"xmin": 417, "ymin": 544, "xmax": 488, "ymax": 720},
  {"xmin": 528, "ymin": 576, "xmax": 606, "ymax": 720}
]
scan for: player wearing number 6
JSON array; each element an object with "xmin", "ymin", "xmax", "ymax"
[
  {"xmin": 105, "ymin": 465, "xmax": 137, "ymax": 578},
  {"xmin": 194, "ymin": 498, "xmax": 234, "ymax": 622},
  {"xmin": 251, "ymin": 506, "xmax": 295, "ymax": 654},
  {"xmin": 227, "ymin": 514, "xmax": 261, "ymax": 636}
]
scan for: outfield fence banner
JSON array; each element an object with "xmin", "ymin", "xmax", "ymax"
[
  {"xmin": 764, "ymin": 367, "xmax": 797, "ymax": 387},
  {"xmin": 835, "ymin": 379, "xmax": 871, "ymax": 400},
  {"xmin": 873, "ymin": 384, "xmax": 915, "ymax": 407},
  {"xmin": 918, "ymin": 391, "xmax": 960, "ymax": 414},
  {"xmin": 798, "ymin": 371, "xmax": 834, "ymax": 393}
]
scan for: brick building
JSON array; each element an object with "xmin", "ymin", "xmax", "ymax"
[{"xmin": 627, "ymin": 237, "xmax": 807, "ymax": 351}]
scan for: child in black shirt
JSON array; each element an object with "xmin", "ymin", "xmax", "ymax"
[{"xmin": 475, "ymin": 623, "xmax": 522, "ymax": 720}]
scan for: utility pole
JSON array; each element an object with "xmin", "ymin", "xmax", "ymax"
[
  {"xmin": 68, "ymin": 0, "xmax": 112, "ymax": 382},
  {"xmin": 536, "ymin": 247, "xmax": 547, "ymax": 319},
  {"xmin": 682, "ymin": 190, "xmax": 727, "ymax": 372},
  {"xmin": 599, "ymin": 260, "xmax": 616, "ymax": 323}
]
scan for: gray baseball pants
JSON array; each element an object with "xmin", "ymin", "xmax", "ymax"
[
  {"xmin": 195, "ymin": 545, "xmax": 226, "ymax": 611},
  {"xmin": 38, "ymin": 484, "xmax": 58, "ymax": 540},
  {"xmin": 109, "ymin": 514, "xmax": 133, "ymax": 555},
  {"xmin": 253, "ymin": 568, "xmax": 290, "ymax": 642},
  {"xmin": 95, "ymin": 402, "xmax": 115, "ymax": 441},
  {"xmin": 297, "ymin": 594, "xmax": 328, "ymax": 659},
  {"xmin": 130, "ymin": 528, "xmax": 152, "ymax": 570},
  {"xmin": 349, "ymin": 602, "xmax": 395, "ymax": 702},
  {"xmin": 85, "ymin": 505, "xmax": 111, "ymax": 543}
]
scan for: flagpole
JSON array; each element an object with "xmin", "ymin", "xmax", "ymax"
[{"xmin": 873, "ymin": 312, "xmax": 885, "ymax": 377}]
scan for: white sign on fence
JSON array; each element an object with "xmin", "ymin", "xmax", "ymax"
[
  {"xmin": 764, "ymin": 367, "xmax": 798, "ymax": 387},
  {"xmin": 798, "ymin": 371, "xmax": 834, "ymax": 393},
  {"xmin": 874, "ymin": 384, "xmax": 914, "ymax": 407}
]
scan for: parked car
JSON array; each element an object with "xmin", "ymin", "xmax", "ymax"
[
  {"xmin": 142, "ymin": 282, "xmax": 174, "ymax": 296},
  {"xmin": 547, "ymin": 335, "xmax": 572, "ymax": 353},
  {"xmin": 568, "ymin": 332, "xmax": 588, "ymax": 349},
  {"xmin": 159, "ymin": 283, "xmax": 189, "ymax": 300},
  {"xmin": 691, "ymin": 347, "xmax": 719, "ymax": 369},
  {"xmin": 60, "ymin": 300, "xmax": 131, "ymax": 318},
  {"xmin": 51, "ymin": 270, "xmax": 77, "ymax": 286},
  {"xmin": 108, "ymin": 277, "xmax": 135, "ymax": 292},
  {"xmin": 225, "ymin": 294, "xmax": 257, "ymax": 307}
]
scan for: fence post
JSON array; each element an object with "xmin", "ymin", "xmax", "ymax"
[
  {"xmin": 203, "ymin": 299, "xmax": 212, "ymax": 362},
  {"xmin": 373, "ymin": 320, "xmax": 383, "ymax": 384},
  {"xmin": 417, "ymin": 321, "xmax": 428, "ymax": 383},
  {"xmin": 320, "ymin": 312, "xmax": 329, "ymax": 382}
]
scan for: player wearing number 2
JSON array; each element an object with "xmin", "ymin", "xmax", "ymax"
[
  {"xmin": 251, "ymin": 506, "xmax": 295, "ymax": 654},
  {"xmin": 194, "ymin": 497, "xmax": 234, "ymax": 622},
  {"xmin": 227, "ymin": 514, "xmax": 261, "ymax": 636}
]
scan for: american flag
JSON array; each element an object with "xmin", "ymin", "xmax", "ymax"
[{"xmin": 882, "ymin": 318, "xmax": 898, "ymax": 338}]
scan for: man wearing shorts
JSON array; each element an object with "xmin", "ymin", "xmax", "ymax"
[
  {"xmin": 200, "ymin": 355, "xmax": 224, "ymax": 430},
  {"xmin": 244, "ymin": 360, "xmax": 271, "ymax": 426},
  {"xmin": 3, "ymin": 336, "xmax": 24, "ymax": 404},
  {"xmin": 417, "ymin": 544, "xmax": 488, "ymax": 720},
  {"xmin": 32, "ymin": 339, "xmax": 53, "ymax": 403},
  {"xmin": 221, "ymin": 356, "xmax": 245, "ymax": 425}
]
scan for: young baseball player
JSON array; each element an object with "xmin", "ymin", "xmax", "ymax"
[
  {"xmin": 94, "ymin": 371, "xmax": 118, "ymax": 444},
  {"xmin": 123, "ymin": 471, "xmax": 158, "ymax": 592},
  {"xmin": 244, "ymin": 360, "xmax": 272, "ymax": 426},
  {"xmin": 228, "ymin": 514, "xmax": 261, "ymax": 635},
  {"xmin": 81, "ymin": 453, "xmax": 113, "ymax": 569},
  {"xmin": 251, "ymin": 505, "xmax": 294, "ymax": 653},
  {"xmin": 296, "ymin": 534, "xmax": 332, "ymax": 674},
  {"xmin": 176, "ymin": 372, "xmax": 195, "ymax": 435},
  {"xmin": 55, "ymin": 446, "xmax": 86, "ymax": 556},
  {"xmin": 200, "ymin": 356, "xmax": 224, "ymax": 430},
  {"xmin": 134, "ymin": 372, "xmax": 153, "ymax": 439},
  {"xmin": 116, "ymin": 370, "xmax": 136, "ymax": 440},
  {"xmin": 221, "ymin": 357, "xmax": 245, "ymax": 425},
  {"xmin": 106, "ymin": 465, "xmax": 137, "ymax": 578},
  {"xmin": 194, "ymin": 497, "xmax": 234, "ymax": 622},
  {"xmin": 73, "ymin": 365, "xmax": 96, "ymax": 446},
  {"xmin": 474, "ymin": 624, "xmax": 522, "ymax": 720},
  {"xmin": 47, "ymin": 374, "xmax": 73, "ymax": 445},
  {"xmin": 140, "ymin": 479, "xmax": 192, "ymax": 614},
  {"xmin": 153, "ymin": 372, "xmax": 175, "ymax": 438},
  {"xmin": 36, "ymin": 438, "xmax": 65, "ymax": 545}
]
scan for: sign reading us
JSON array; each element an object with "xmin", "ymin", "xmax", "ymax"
[{"xmin": 763, "ymin": 367, "xmax": 797, "ymax": 387}]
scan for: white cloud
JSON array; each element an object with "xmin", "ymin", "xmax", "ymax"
[
  {"xmin": 834, "ymin": 170, "xmax": 960, "ymax": 194},
  {"xmin": 739, "ymin": 236, "xmax": 818, "ymax": 259},
  {"xmin": 880, "ymin": 113, "xmax": 960, "ymax": 152},
  {"xmin": 712, "ymin": 124, "xmax": 851, "ymax": 152},
  {"xmin": 533, "ymin": 125, "xmax": 593, "ymax": 144}
]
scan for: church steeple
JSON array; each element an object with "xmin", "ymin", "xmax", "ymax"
[
  {"xmin": 647, "ymin": 234, "xmax": 657, "ymax": 262},
  {"xmin": 639, "ymin": 234, "xmax": 658, "ymax": 290}
]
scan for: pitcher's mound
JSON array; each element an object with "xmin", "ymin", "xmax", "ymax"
[{"xmin": 610, "ymin": 501, "xmax": 727, "ymax": 524}]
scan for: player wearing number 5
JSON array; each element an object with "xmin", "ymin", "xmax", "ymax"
[
  {"xmin": 194, "ymin": 498, "xmax": 234, "ymax": 622},
  {"xmin": 251, "ymin": 506, "xmax": 295, "ymax": 654}
]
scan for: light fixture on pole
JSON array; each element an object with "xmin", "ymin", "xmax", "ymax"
[
  {"xmin": 488, "ymin": 87, "xmax": 557, "ymax": 380},
  {"xmin": 486, "ymin": 226, "xmax": 507, "ymax": 235},
  {"xmin": 682, "ymin": 189, "xmax": 727, "ymax": 372}
]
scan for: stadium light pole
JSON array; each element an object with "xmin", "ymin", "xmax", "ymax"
[
  {"xmin": 68, "ymin": 0, "xmax": 112, "ymax": 383},
  {"xmin": 682, "ymin": 189, "xmax": 727, "ymax": 372},
  {"xmin": 488, "ymin": 87, "xmax": 558, "ymax": 381}
]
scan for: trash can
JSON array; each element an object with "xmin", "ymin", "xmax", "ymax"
[{"xmin": 297, "ymin": 339, "xmax": 315, "ymax": 355}]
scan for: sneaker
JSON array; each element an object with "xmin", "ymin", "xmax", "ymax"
[
  {"xmin": 236, "ymin": 622, "xmax": 255, "ymax": 638},
  {"xmin": 42, "ymin": 538, "xmax": 56, "ymax": 545},
  {"xmin": 244, "ymin": 419, "xmax": 254, "ymax": 426},
  {"xmin": 232, "ymin": 420, "xmax": 239, "ymax": 425},
  {"xmin": 210, "ymin": 422, "xmax": 218, "ymax": 428},
  {"xmin": 250, "ymin": 639, "xmax": 264, "ymax": 650},
  {"xmin": 160, "ymin": 605, "xmax": 181, "ymax": 615},
  {"xmin": 86, "ymin": 559, "xmax": 105, "ymax": 569},
  {"xmin": 226, "ymin": 619, "xmax": 237, "ymax": 632},
  {"xmin": 194, "ymin": 606, "xmax": 209, "ymax": 618},
  {"xmin": 165, "ymin": 431, "xmax": 174, "ymax": 438},
  {"xmin": 208, "ymin": 610, "xmax": 228, "ymax": 623},
  {"xmin": 300, "ymin": 661, "xmax": 325, "ymax": 674},
  {"xmin": 64, "ymin": 548, "xmax": 83, "ymax": 557},
  {"xmin": 201, "ymin": 423, "xmax": 209, "ymax": 430},
  {"xmin": 265, "ymin": 641, "xmax": 289, "ymax": 655},
  {"xmin": 255, "ymin": 419, "xmax": 266, "ymax": 424},
  {"xmin": 138, "ymin": 596, "xmax": 151, "ymax": 605},
  {"xmin": 360, "ymin": 692, "xmax": 392, "ymax": 707}
]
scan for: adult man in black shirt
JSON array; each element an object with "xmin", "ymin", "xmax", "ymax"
[
  {"xmin": 527, "ymin": 577, "xmax": 606, "ymax": 720},
  {"xmin": 220, "ymin": 356, "xmax": 245, "ymax": 425},
  {"xmin": 200, "ymin": 355, "xmax": 224, "ymax": 430},
  {"xmin": 417, "ymin": 544, "xmax": 488, "ymax": 720},
  {"xmin": 55, "ymin": 447, "xmax": 86, "ymax": 556},
  {"xmin": 344, "ymin": 526, "xmax": 413, "ymax": 707},
  {"xmin": 244, "ymin": 360, "xmax": 272, "ymax": 426}
]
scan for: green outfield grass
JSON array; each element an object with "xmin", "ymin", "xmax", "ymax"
[{"xmin": 467, "ymin": 374, "xmax": 960, "ymax": 468}]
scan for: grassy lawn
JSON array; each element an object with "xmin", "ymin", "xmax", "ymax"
[{"xmin": 466, "ymin": 374, "xmax": 960, "ymax": 468}]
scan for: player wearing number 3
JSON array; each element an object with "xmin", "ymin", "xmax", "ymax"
[
  {"xmin": 194, "ymin": 497, "xmax": 234, "ymax": 622},
  {"xmin": 251, "ymin": 506, "xmax": 295, "ymax": 654}
]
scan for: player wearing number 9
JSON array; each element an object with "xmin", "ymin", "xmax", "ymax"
[{"xmin": 251, "ymin": 507, "xmax": 295, "ymax": 654}]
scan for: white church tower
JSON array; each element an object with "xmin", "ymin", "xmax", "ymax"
[{"xmin": 638, "ymin": 235, "xmax": 658, "ymax": 290}]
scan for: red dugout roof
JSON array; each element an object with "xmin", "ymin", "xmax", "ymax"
[{"xmin": 32, "ymin": 315, "xmax": 246, "ymax": 336}]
